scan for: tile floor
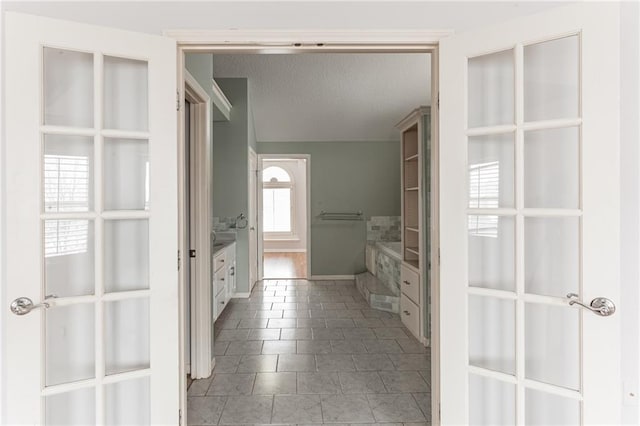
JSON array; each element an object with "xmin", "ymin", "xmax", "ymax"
[{"xmin": 188, "ymin": 279, "xmax": 431, "ymax": 425}]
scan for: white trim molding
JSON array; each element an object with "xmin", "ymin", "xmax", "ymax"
[
  {"xmin": 310, "ymin": 275, "xmax": 355, "ymax": 281},
  {"xmin": 183, "ymin": 69, "xmax": 213, "ymax": 380},
  {"xmin": 211, "ymin": 78, "xmax": 232, "ymax": 121},
  {"xmin": 165, "ymin": 29, "xmax": 452, "ymax": 50}
]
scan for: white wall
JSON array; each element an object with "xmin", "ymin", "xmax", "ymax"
[
  {"xmin": 620, "ymin": 1, "xmax": 640, "ymax": 423},
  {"xmin": 262, "ymin": 158, "xmax": 307, "ymax": 252}
]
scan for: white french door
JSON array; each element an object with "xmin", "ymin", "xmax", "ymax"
[
  {"xmin": 439, "ymin": 3, "xmax": 620, "ymax": 425},
  {"xmin": 3, "ymin": 13, "xmax": 178, "ymax": 424}
]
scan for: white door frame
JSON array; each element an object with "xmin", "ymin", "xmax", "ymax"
[
  {"xmin": 183, "ymin": 70, "xmax": 213, "ymax": 380},
  {"xmin": 249, "ymin": 147, "xmax": 259, "ymax": 290},
  {"xmin": 172, "ymin": 31, "xmax": 444, "ymax": 424},
  {"xmin": 258, "ymin": 154, "xmax": 312, "ymax": 280}
]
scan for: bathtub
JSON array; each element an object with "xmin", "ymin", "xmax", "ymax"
[
  {"xmin": 366, "ymin": 241, "xmax": 402, "ymax": 274},
  {"xmin": 376, "ymin": 241, "xmax": 402, "ymax": 261},
  {"xmin": 365, "ymin": 241, "xmax": 402, "ymax": 297}
]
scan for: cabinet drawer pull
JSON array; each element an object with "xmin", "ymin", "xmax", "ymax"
[
  {"xmin": 403, "ymin": 280, "xmax": 410, "ymax": 285},
  {"xmin": 403, "ymin": 310, "xmax": 410, "ymax": 316}
]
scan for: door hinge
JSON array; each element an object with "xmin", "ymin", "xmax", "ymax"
[
  {"xmin": 178, "ymin": 408, "xmax": 182, "ymax": 425},
  {"xmin": 437, "ymin": 92, "xmax": 440, "ymax": 109},
  {"xmin": 177, "ymin": 250, "xmax": 181, "ymax": 270},
  {"xmin": 176, "ymin": 91, "xmax": 181, "ymax": 111},
  {"xmin": 190, "ymin": 249, "xmax": 196, "ymax": 258}
]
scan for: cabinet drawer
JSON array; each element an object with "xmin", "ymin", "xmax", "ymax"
[
  {"xmin": 214, "ymin": 251, "xmax": 227, "ymax": 272},
  {"xmin": 214, "ymin": 269, "xmax": 226, "ymax": 296},
  {"xmin": 401, "ymin": 264, "xmax": 420, "ymax": 304},
  {"xmin": 214, "ymin": 289, "xmax": 227, "ymax": 317},
  {"xmin": 400, "ymin": 293, "xmax": 420, "ymax": 339}
]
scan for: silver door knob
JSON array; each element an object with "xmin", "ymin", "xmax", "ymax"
[
  {"xmin": 10, "ymin": 297, "xmax": 50, "ymax": 316},
  {"xmin": 566, "ymin": 293, "xmax": 616, "ymax": 317}
]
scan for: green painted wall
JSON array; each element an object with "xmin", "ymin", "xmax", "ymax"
[
  {"xmin": 257, "ymin": 141, "xmax": 401, "ymax": 276},
  {"xmin": 185, "ymin": 54, "xmax": 254, "ymax": 295},
  {"xmin": 211, "ymin": 78, "xmax": 251, "ymax": 294}
]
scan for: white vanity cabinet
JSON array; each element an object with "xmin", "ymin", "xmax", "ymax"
[
  {"xmin": 226, "ymin": 245, "xmax": 236, "ymax": 300},
  {"xmin": 213, "ymin": 242, "xmax": 236, "ymax": 320}
]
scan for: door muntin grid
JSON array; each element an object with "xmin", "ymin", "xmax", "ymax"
[
  {"xmin": 41, "ymin": 46, "xmax": 151, "ymax": 424},
  {"xmin": 466, "ymin": 34, "xmax": 583, "ymax": 424}
]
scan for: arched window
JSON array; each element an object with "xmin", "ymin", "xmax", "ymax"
[
  {"xmin": 262, "ymin": 166, "xmax": 294, "ymax": 234},
  {"xmin": 262, "ymin": 166, "xmax": 291, "ymax": 183}
]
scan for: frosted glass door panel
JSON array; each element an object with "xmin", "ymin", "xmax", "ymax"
[
  {"xmin": 526, "ymin": 388, "xmax": 580, "ymax": 425},
  {"xmin": 45, "ymin": 387, "xmax": 95, "ymax": 426},
  {"xmin": 468, "ymin": 215, "xmax": 515, "ymax": 291},
  {"xmin": 524, "ymin": 36, "xmax": 579, "ymax": 122},
  {"xmin": 43, "ymin": 134, "xmax": 93, "ymax": 213},
  {"xmin": 468, "ymin": 133, "xmax": 515, "ymax": 208},
  {"xmin": 45, "ymin": 304, "xmax": 95, "ymax": 386},
  {"xmin": 469, "ymin": 295, "xmax": 515, "ymax": 374},
  {"xmin": 468, "ymin": 49, "xmax": 514, "ymax": 128},
  {"xmin": 525, "ymin": 303, "xmax": 579, "ymax": 390},
  {"xmin": 525, "ymin": 217, "xmax": 579, "ymax": 297},
  {"xmin": 45, "ymin": 220, "xmax": 94, "ymax": 297},
  {"xmin": 105, "ymin": 377, "xmax": 150, "ymax": 426},
  {"xmin": 104, "ymin": 219, "xmax": 149, "ymax": 293},
  {"xmin": 524, "ymin": 127, "xmax": 579, "ymax": 208},
  {"xmin": 105, "ymin": 298, "xmax": 150, "ymax": 375},
  {"xmin": 103, "ymin": 138, "xmax": 149, "ymax": 211},
  {"xmin": 104, "ymin": 56, "xmax": 148, "ymax": 131},
  {"xmin": 43, "ymin": 48, "xmax": 93, "ymax": 127},
  {"xmin": 469, "ymin": 374, "xmax": 516, "ymax": 426}
]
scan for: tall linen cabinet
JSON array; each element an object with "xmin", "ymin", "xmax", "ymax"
[{"xmin": 397, "ymin": 106, "xmax": 431, "ymax": 346}]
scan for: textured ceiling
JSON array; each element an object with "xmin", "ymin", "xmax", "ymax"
[{"xmin": 213, "ymin": 53, "xmax": 430, "ymax": 142}]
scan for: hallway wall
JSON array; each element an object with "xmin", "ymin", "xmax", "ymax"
[{"xmin": 185, "ymin": 53, "xmax": 255, "ymax": 295}]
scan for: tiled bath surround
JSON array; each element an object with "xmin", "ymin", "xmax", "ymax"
[
  {"xmin": 359, "ymin": 240, "xmax": 402, "ymax": 313},
  {"xmin": 212, "ymin": 216, "xmax": 238, "ymax": 232},
  {"xmin": 375, "ymin": 244, "xmax": 401, "ymax": 296},
  {"xmin": 366, "ymin": 216, "xmax": 401, "ymax": 242}
]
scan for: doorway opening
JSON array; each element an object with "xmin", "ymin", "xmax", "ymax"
[
  {"xmin": 259, "ymin": 156, "xmax": 310, "ymax": 279},
  {"xmin": 177, "ymin": 41, "xmax": 440, "ymax": 426}
]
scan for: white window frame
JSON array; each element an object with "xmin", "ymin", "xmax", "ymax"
[{"xmin": 262, "ymin": 166, "xmax": 296, "ymax": 239}]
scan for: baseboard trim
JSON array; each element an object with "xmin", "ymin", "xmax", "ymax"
[
  {"xmin": 263, "ymin": 248, "xmax": 307, "ymax": 253},
  {"xmin": 232, "ymin": 292, "xmax": 251, "ymax": 298},
  {"xmin": 310, "ymin": 275, "xmax": 355, "ymax": 280}
]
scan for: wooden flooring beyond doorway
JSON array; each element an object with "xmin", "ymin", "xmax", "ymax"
[{"xmin": 263, "ymin": 252, "xmax": 307, "ymax": 279}]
